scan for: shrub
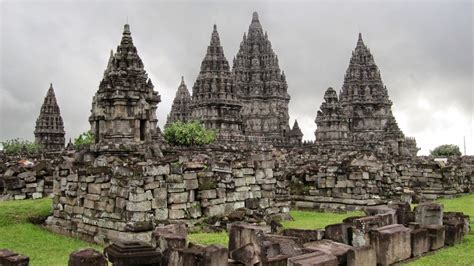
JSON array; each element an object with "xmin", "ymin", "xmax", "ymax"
[
  {"xmin": 164, "ymin": 121, "xmax": 216, "ymax": 146},
  {"xmin": 430, "ymin": 144, "xmax": 462, "ymax": 157},
  {"xmin": 0, "ymin": 138, "xmax": 41, "ymax": 155},
  {"xmin": 74, "ymin": 131, "xmax": 94, "ymax": 149}
]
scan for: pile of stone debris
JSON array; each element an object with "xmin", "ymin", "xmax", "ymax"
[{"xmin": 4, "ymin": 201, "xmax": 470, "ymax": 265}]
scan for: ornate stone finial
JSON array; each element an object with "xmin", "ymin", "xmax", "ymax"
[
  {"xmin": 252, "ymin": 11, "xmax": 259, "ymax": 22},
  {"xmin": 49, "ymin": 83, "xmax": 53, "ymax": 89},
  {"xmin": 357, "ymin": 32, "xmax": 365, "ymax": 47},
  {"xmin": 213, "ymin": 24, "xmax": 217, "ymax": 31},
  {"xmin": 123, "ymin": 24, "xmax": 131, "ymax": 34}
]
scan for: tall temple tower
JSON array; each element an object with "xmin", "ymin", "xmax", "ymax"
[
  {"xmin": 335, "ymin": 33, "xmax": 417, "ymax": 156},
  {"xmin": 232, "ymin": 12, "xmax": 291, "ymax": 143},
  {"xmin": 166, "ymin": 76, "xmax": 192, "ymax": 127},
  {"xmin": 190, "ymin": 25, "xmax": 242, "ymax": 136},
  {"xmin": 89, "ymin": 24, "xmax": 161, "ymax": 149},
  {"xmin": 288, "ymin": 120, "xmax": 303, "ymax": 145},
  {"xmin": 34, "ymin": 83, "xmax": 65, "ymax": 151}
]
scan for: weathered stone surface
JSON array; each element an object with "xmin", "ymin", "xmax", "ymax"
[
  {"xmin": 104, "ymin": 241, "xmax": 161, "ymax": 266},
  {"xmin": 347, "ymin": 245, "xmax": 376, "ymax": 266},
  {"xmin": 324, "ymin": 223, "xmax": 349, "ymax": 244},
  {"xmin": 229, "ymin": 243, "xmax": 261, "ymax": 265},
  {"xmin": 228, "ymin": 222, "xmax": 265, "ymax": 252},
  {"xmin": 68, "ymin": 248, "xmax": 107, "ymax": 266},
  {"xmin": 369, "ymin": 224, "xmax": 412, "ymax": 265},
  {"xmin": 169, "ymin": 244, "xmax": 228, "ymax": 266},
  {"xmin": 303, "ymin": 239, "xmax": 353, "ymax": 265},
  {"xmin": 152, "ymin": 223, "xmax": 187, "ymax": 253},
  {"xmin": 424, "ymin": 224, "xmax": 445, "ymax": 250},
  {"xmin": 282, "ymin": 228, "xmax": 325, "ymax": 243},
  {"xmin": 344, "ymin": 215, "xmax": 388, "ymax": 247},
  {"xmin": 411, "ymin": 228, "xmax": 430, "ymax": 257},
  {"xmin": 414, "ymin": 202, "xmax": 443, "ymax": 226},
  {"xmin": 288, "ymin": 250, "xmax": 338, "ymax": 266}
]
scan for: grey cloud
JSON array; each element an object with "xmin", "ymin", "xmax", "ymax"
[{"xmin": 0, "ymin": 0, "xmax": 472, "ymax": 155}]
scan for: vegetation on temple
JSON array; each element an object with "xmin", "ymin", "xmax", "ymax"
[
  {"xmin": 164, "ymin": 121, "xmax": 216, "ymax": 146},
  {"xmin": 0, "ymin": 138, "xmax": 41, "ymax": 155},
  {"xmin": 430, "ymin": 144, "xmax": 462, "ymax": 157},
  {"xmin": 73, "ymin": 131, "xmax": 94, "ymax": 149}
]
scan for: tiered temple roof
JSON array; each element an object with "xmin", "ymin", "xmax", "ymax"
[
  {"xmin": 166, "ymin": 76, "xmax": 192, "ymax": 127},
  {"xmin": 89, "ymin": 24, "xmax": 161, "ymax": 149},
  {"xmin": 289, "ymin": 120, "xmax": 303, "ymax": 144},
  {"xmin": 190, "ymin": 25, "xmax": 242, "ymax": 136},
  {"xmin": 232, "ymin": 12, "xmax": 291, "ymax": 143},
  {"xmin": 34, "ymin": 83, "xmax": 65, "ymax": 151}
]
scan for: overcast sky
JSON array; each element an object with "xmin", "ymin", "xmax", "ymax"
[{"xmin": 0, "ymin": 0, "xmax": 472, "ymax": 155}]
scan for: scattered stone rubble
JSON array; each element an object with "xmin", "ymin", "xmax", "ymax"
[{"xmin": 6, "ymin": 201, "xmax": 468, "ymax": 265}]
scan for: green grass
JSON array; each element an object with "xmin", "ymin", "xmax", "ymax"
[
  {"xmin": 0, "ymin": 198, "xmax": 102, "ymax": 266},
  {"xmin": 281, "ymin": 210, "xmax": 364, "ymax": 229},
  {"xmin": 188, "ymin": 231, "xmax": 228, "ymax": 246},
  {"xmin": 408, "ymin": 194, "xmax": 474, "ymax": 266}
]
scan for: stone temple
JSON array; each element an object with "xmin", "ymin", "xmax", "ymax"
[
  {"xmin": 315, "ymin": 33, "xmax": 418, "ymax": 156},
  {"xmin": 165, "ymin": 77, "xmax": 191, "ymax": 128},
  {"xmin": 34, "ymin": 83, "xmax": 65, "ymax": 151},
  {"xmin": 89, "ymin": 24, "xmax": 161, "ymax": 152},
  {"xmin": 167, "ymin": 13, "xmax": 299, "ymax": 144}
]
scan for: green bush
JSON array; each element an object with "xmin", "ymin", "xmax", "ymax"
[
  {"xmin": 430, "ymin": 144, "xmax": 462, "ymax": 157},
  {"xmin": 74, "ymin": 131, "xmax": 94, "ymax": 149},
  {"xmin": 0, "ymin": 138, "xmax": 41, "ymax": 155},
  {"xmin": 164, "ymin": 121, "xmax": 216, "ymax": 146}
]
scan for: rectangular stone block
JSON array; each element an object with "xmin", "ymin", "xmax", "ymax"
[
  {"xmin": 88, "ymin": 183, "xmax": 101, "ymax": 194},
  {"xmin": 414, "ymin": 202, "xmax": 443, "ymax": 226},
  {"xmin": 126, "ymin": 201, "xmax": 151, "ymax": 212},
  {"xmin": 169, "ymin": 244, "xmax": 228, "ymax": 266},
  {"xmin": 411, "ymin": 228, "xmax": 430, "ymax": 257},
  {"xmin": 344, "ymin": 215, "xmax": 387, "ymax": 247},
  {"xmin": 168, "ymin": 192, "xmax": 188, "ymax": 204},
  {"xmin": 282, "ymin": 228, "xmax": 325, "ymax": 243},
  {"xmin": 347, "ymin": 245, "xmax": 376, "ymax": 266},
  {"xmin": 369, "ymin": 224, "xmax": 411, "ymax": 265},
  {"xmin": 288, "ymin": 251, "xmax": 338, "ymax": 266},
  {"xmin": 324, "ymin": 223, "xmax": 349, "ymax": 244},
  {"xmin": 228, "ymin": 222, "xmax": 265, "ymax": 252},
  {"xmin": 424, "ymin": 224, "xmax": 445, "ymax": 250},
  {"xmin": 303, "ymin": 239, "xmax": 353, "ymax": 265}
]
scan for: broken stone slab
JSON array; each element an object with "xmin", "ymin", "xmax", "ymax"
[
  {"xmin": 229, "ymin": 243, "xmax": 261, "ymax": 265},
  {"xmin": 387, "ymin": 201, "xmax": 414, "ymax": 225},
  {"xmin": 369, "ymin": 224, "xmax": 412, "ymax": 265},
  {"xmin": 410, "ymin": 228, "xmax": 430, "ymax": 257},
  {"xmin": 363, "ymin": 205, "xmax": 397, "ymax": 224},
  {"xmin": 444, "ymin": 212, "xmax": 470, "ymax": 235},
  {"xmin": 303, "ymin": 239, "xmax": 354, "ymax": 265},
  {"xmin": 424, "ymin": 224, "xmax": 445, "ymax": 250},
  {"xmin": 260, "ymin": 234, "xmax": 304, "ymax": 260},
  {"xmin": 323, "ymin": 223, "xmax": 349, "ymax": 244},
  {"xmin": 168, "ymin": 243, "xmax": 228, "ymax": 266},
  {"xmin": 228, "ymin": 222, "xmax": 265, "ymax": 252},
  {"xmin": 104, "ymin": 241, "xmax": 161, "ymax": 266},
  {"xmin": 151, "ymin": 223, "xmax": 187, "ymax": 253},
  {"xmin": 282, "ymin": 228, "xmax": 325, "ymax": 244},
  {"xmin": 346, "ymin": 245, "xmax": 376, "ymax": 266},
  {"xmin": 343, "ymin": 215, "xmax": 388, "ymax": 247},
  {"xmin": 0, "ymin": 249, "xmax": 29, "ymax": 266},
  {"xmin": 68, "ymin": 248, "xmax": 107, "ymax": 266},
  {"xmin": 414, "ymin": 202, "xmax": 443, "ymax": 226},
  {"xmin": 287, "ymin": 250, "xmax": 338, "ymax": 266},
  {"xmin": 444, "ymin": 222, "xmax": 464, "ymax": 246}
]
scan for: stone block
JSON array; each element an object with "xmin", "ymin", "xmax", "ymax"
[
  {"xmin": 88, "ymin": 183, "xmax": 101, "ymax": 194},
  {"xmin": 364, "ymin": 205, "xmax": 397, "ymax": 224},
  {"xmin": 411, "ymin": 228, "xmax": 430, "ymax": 257},
  {"xmin": 324, "ymin": 223, "xmax": 349, "ymax": 244},
  {"xmin": 414, "ymin": 202, "xmax": 443, "ymax": 226},
  {"xmin": 184, "ymin": 179, "xmax": 198, "ymax": 190},
  {"xmin": 32, "ymin": 192, "xmax": 43, "ymax": 199},
  {"xmin": 369, "ymin": 224, "xmax": 412, "ymax": 265},
  {"xmin": 347, "ymin": 245, "xmax": 376, "ymax": 266},
  {"xmin": 303, "ymin": 239, "xmax": 353, "ymax": 265},
  {"xmin": 229, "ymin": 222, "xmax": 265, "ymax": 252},
  {"xmin": 126, "ymin": 201, "xmax": 151, "ymax": 212},
  {"xmin": 198, "ymin": 189, "xmax": 217, "ymax": 199},
  {"xmin": 152, "ymin": 223, "xmax": 187, "ymax": 252},
  {"xmin": 169, "ymin": 209, "xmax": 185, "ymax": 219},
  {"xmin": 424, "ymin": 224, "xmax": 445, "ymax": 250},
  {"xmin": 104, "ymin": 241, "xmax": 161, "ymax": 266},
  {"xmin": 387, "ymin": 201, "xmax": 414, "ymax": 225},
  {"xmin": 168, "ymin": 192, "xmax": 188, "ymax": 204},
  {"xmin": 344, "ymin": 215, "xmax": 387, "ymax": 247},
  {"xmin": 68, "ymin": 248, "xmax": 107, "ymax": 266},
  {"xmin": 229, "ymin": 243, "xmax": 261, "ymax": 265},
  {"xmin": 282, "ymin": 228, "xmax": 325, "ymax": 243},
  {"xmin": 169, "ymin": 244, "xmax": 228, "ymax": 266},
  {"xmin": 287, "ymin": 250, "xmax": 338, "ymax": 266}
]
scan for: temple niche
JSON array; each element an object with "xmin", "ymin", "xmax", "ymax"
[
  {"xmin": 89, "ymin": 24, "xmax": 161, "ymax": 151},
  {"xmin": 165, "ymin": 76, "xmax": 192, "ymax": 127},
  {"xmin": 232, "ymin": 12, "xmax": 291, "ymax": 143},
  {"xmin": 315, "ymin": 34, "xmax": 418, "ymax": 156},
  {"xmin": 34, "ymin": 83, "xmax": 65, "ymax": 151},
  {"xmin": 189, "ymin": 25, "xmax": 243, "ymax": 137}
]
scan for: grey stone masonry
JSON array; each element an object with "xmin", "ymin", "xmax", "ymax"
[
  {"xmin": 34, "ymin": 83, "xmax": 65, "ymax": 151},
  {"xmin": 89, "ymin": 24, "xmax": 161, "ymax": 151}
]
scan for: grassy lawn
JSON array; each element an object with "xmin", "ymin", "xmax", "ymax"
[
  {"xmin": 1, "ymin": 195, "xmax": 473, "ymax": 265},
  {"xmin": 0, "ymin": 198, "xmax": 101, "ymax": 265}
]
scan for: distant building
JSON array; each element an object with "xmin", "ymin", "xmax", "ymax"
[
  {"xmin": 165, "ymin": 77, "xmax": 192, "ymax": 128},
  {"xmin": 34, "ymin": 83, "xmax": 65, "ymax": 151}
]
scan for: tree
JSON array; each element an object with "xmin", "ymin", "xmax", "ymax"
[
  {"xmin": 164, "ymin": 121, "xmax": 216, "ymax": 146},
  {"xmin": 430, "ymin": 144, "xmax": 462, "ymax": 157},
  {"xmin": 0, "ymin": 138, "xmax": 41, "ymax": 155},
  {"xmin": 74, "ymin": 131, "xmax": 94, "ymax": 149}
]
